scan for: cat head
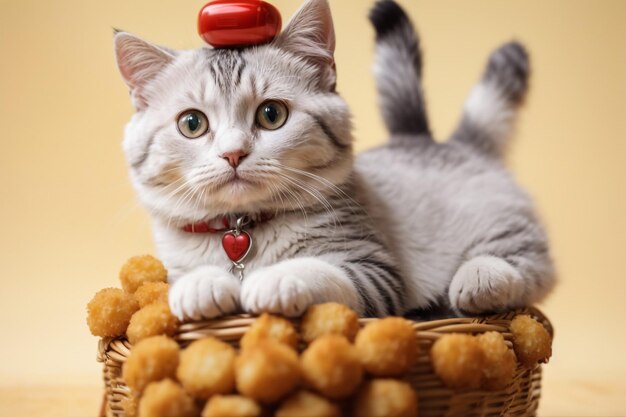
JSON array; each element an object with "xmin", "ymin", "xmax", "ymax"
[{"xmin": 114, "ymin": 0, "xmax": 353, "ymax": 226}]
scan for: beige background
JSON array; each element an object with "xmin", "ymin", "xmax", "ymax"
[{"xmin": 1, "ymin": 0, "xmax": 625, "ymax": 415}]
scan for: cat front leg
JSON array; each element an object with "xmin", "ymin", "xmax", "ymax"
[
  {"xmin": 168, "ymin": 265, "xmax": 241, "ymax": 321},
  {"xmin": 448, "ymin": 219, "xmax": 555, "ymax": 315},
  {"xmin": 240, "ymin": 257, "xmax": 362, "ymax": 317}
]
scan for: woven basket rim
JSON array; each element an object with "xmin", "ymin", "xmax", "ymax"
[{"xmin": 98, "ymin": 306, "xmax": 552, "ymax": 362}]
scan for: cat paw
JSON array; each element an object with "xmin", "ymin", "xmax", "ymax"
[
  {"xmin": 169, "ymin": 265, "xmax": 240, "ymax": 321},
  {"xmin": 241, "ymin": 258, "xmax": 362, "ymax": 317},
  {"xmin": 241, "ymin": 266, "xmax": 315, "ymax": 317},
  {"xmin": 448, "ymin": 255, "xmax": 525, "ymax": 315}
]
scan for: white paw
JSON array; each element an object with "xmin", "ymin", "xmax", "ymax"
[
  {"xmin": 449, "ymin": 255, "xmax": 525, "ymax": 314},
  {"xmin": 241, "ymin": 264, "xmax": 316, "ymax": 317},
  {"xmin": 169, "ymin": 266, "xmax": 240, "ymax": 321}
]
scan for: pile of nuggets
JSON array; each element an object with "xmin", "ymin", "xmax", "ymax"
[
  {"xmin": 87, "ymin": 255, "xmax": 176, "ymax": 345},
  {"xmin": 118, "ymin": 306, "xmax": 420, "ymax": 417},
  {"xmin": 87, "ymin": 255, "xmax": 552, "ymax": 417},
  {"xmin": 431, "ymin": 315, "xmax": 552, "ymax": 390}
]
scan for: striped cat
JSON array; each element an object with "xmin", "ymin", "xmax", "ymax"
[{"xmin": 114, "ymin": 0, "xmax": 554, "ymax": 320}]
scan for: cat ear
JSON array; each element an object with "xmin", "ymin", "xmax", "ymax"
[
  {"xmin": 273, "ymin": 0, "xmax": 336, "ymax": 89},
  {"xmin": 114, "ymin": 31, "xmax": 176, "ymax": 110}
]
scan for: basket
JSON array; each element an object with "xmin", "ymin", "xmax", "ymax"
[{"xmin": 97, "ymin": 307, "xmax": 552, "ymax": 417}]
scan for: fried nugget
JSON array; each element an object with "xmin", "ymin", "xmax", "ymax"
[
  {"xmin": 431, "ymin": 334, "xmax": 485, "ymax": 389},
  {"xmin": 275, "ymin": 390, "xmax": 341, "ymax": 417},
  {"xmin": 240, "ymin": 313, "xmax": 298, "ymax": 350},
  {"xmin": 134, "ymin": 281, "xmax": 169, "ymax": 308},
  {"xmin": 119, "ymin": 255, "xmax": 167, "ymax": 294},
  {"xmin": 120, "ymin": 393, "xmax": 138, "ymax": 417},
  {"xmin": 236, "ymin": 340, "xmax": 301, "ymax": 404},
  {"xmin": 122, "ymin": 335, "xmax": 179, "ymax": 393},
  {"xmin": 301, "ymin": 334, "xmax": 363, "ymax": 399},
  {"xmin": 510, "ymin": 315, "xmax": 552, "ymax": 367},
  {"xmin": 202, "ymin": 395, "xmax": 262, "ymax": 417},
  {"xmin": 477, "ymin": 331, "xmax": 517, "ymax": 390},
  {"xmin": 138, "ymin": 379, "xmax": 197, "ymax": 417},
  {"xmin": 301, "ymin": 303, "xmax": 360, "ymax": 343},
  {"xmin": 177, "ymin": 337, "xmax": 237, "ymax": 399},
  {"xmin": 355, "ymin": 317, "xmax": 418, "ymax": 376},
  {"xmin": 86, "ymin": 288, "xmax": 139, "ymax": 337},
  {"xmin": 353, "ymin": 379, "xmax": 418, "ymax": 417},
  {"xmin": 126, "ymin": 302, "xmax": 178, "ymax": 344}
]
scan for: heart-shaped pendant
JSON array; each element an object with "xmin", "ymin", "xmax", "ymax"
[{"xmin": 222, "ymin": 230, "xmax": 252, "ymax": 263}]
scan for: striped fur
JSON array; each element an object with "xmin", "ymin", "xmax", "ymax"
[
  {"xmin": 357, "ymin": 1, "xmax": 555, "ymax": 315},
  {"xmin": 115, "ymin": 0, "xmax": 404, "ymax": 319},
  {"xmin": 369, "ymin": 0, "xmax": 430, "ymax": 138}
]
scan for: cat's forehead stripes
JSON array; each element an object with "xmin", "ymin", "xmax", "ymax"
[{"xmin": 204, "ymin": 48, "xmax": 247, "ymax": 94}]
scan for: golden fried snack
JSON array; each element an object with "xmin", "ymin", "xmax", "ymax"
[
  {"xmin": 202, "ymin": 395, "xmax": 262, "ymax": 417},
  {"xmin": 300, "ymin": 334, "xmax": 363, "ymax": 399},
  {"xmin": 275, "ymin": 390, "xmax": 341, "ymax": 417},
  {"xmin": 134, "ymin": 281, "xmax": 169, "ymax": 308},
  {"xmin": 431, "ymin": 334, "xmax": 485, "ymax": 389},
  {"xmin": 86, "ymin": 288, "xmax": 139, "ymax": 337},
  {"xmin": 353, "ymin": 379, "xmax": 418, "ymax": 417},
  {"xmin": 477, "ymin": 331, "xmax": 517, "ymax": 390},
  {"xmin": 119, "ymin": 254, "xmax": 167, "ymax": 294},
  {"xmin": 510, "ymin": 315, "xmax": 552, "ymax": 367},
  {"xmin": 177, "ymin": 337, "xmax": 237, "ymax": 399},
  {"xmin": 355, "ymin": 317, "xmax": 418, "ymax": 376},
  {"xmin": 122, "ymin": 335, "xmax": 179, "ymax": 393},
  {"xmin": 301, "ymin": 302, "xmax": 360, "ymax": 343},
  {"xmin": 120, "ymin": 393, "xmax": 138, "ymax": 417},
  {"xmin": 236, "ymin": 340, "xmax": 301, "ymax": 404},
  {"xmin": 126, "ymin": 302, "xmax": 178, "ymax": 344},
  {"xmin": 139, "ymin": 379, "xmax": 197, "ymax": 417},
  {"xmin": 240, "ymin": 313, "xmax": 298, "ymax": 350}
]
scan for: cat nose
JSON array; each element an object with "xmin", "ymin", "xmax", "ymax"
[{"xmin": 221, "ymin": 150, "xmax": 248, "ymax": 168}]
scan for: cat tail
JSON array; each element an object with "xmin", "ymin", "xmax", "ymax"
[
  {"xmin": 451, "ymin": 42, "xmax": 530, "ymax": 159},
  {"xmin": 369, "ymin": 0, "xmax": 431, "ymax": 139}
]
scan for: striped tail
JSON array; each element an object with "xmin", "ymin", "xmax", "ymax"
[
  {"xmin": 451, "ymin": 42, "xmax": 530, "ymax": 158},
  {"xmin": 369, "ymin": 0, "xmax": 430, "ymax": 138}
]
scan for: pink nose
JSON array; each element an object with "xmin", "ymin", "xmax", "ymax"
[{"xmin": 221, "ymin": 150, "xmax": 248, "ymax": 168}]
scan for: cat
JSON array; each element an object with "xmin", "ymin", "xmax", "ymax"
[{"xmin": 113, "ymin": 0, "xmax": 554, "ymax": 320}]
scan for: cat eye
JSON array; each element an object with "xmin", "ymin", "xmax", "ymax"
[
  {"xmin": 177, "ymin": 109, "xmax": 209, "ymax": 139},
  {"xmin": 255, "ymin": 100, "xmax": 288, "ymax": 130}
]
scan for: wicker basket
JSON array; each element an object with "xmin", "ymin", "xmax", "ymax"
[{"xmin": 98, "ymin": 307, "xmax": 552, "ymax": 417}]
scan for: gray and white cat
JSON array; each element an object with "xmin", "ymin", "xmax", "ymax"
[{"xmin": 114, "ymin": 0, "xmax": 554, "ymax": 320}]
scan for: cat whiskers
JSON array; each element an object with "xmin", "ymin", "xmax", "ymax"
[
  {"xmin": 264, "ymin": 179, "xmax": 287, "ymax": 217},
  {"xmin": 276, "ymin": 160, "xmax": 374, "ymax": 229},
  {"xmin": 276, "ymin": 176, "xmax": 311, "ymax": 231},
  {"xmin": 259, "ymin": 171, "xmax": 311, "ymax": 229},
  {"xmin": 146, "ymin": 169, "xmax": 202, "ymax": 228},
  {"xmin": 166, "ymin": 182, "xmax": 203, "ymax": 229},
  {"xmin": 143, "ymin": 165, "xmax": 185, "ymax": 187},
  {"xmin": 151, "ymin": 175, "xmax": 193, "ymax": 215},
  {"xmin": 275, "ymin": 171, "xmax": 340, "ymax": 232},
  {"xmin": 279, "ymin": 164, "xmax": 363, "ymax": 211}
]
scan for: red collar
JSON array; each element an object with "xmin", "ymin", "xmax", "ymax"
[{"xmin": 181, "ymin": 213, "xmax": 274, "ymax": 234}]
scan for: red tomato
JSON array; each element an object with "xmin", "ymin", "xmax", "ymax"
[{"xmin": 198, "ymin": 0, "xmax": 282, "ymax": 48}]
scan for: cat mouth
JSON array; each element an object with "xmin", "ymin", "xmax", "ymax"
[
  {"xmin": 223, "ymin": 171, "xmax": 254, "ymax": 188},
  {"xmin": 209, "ymin": 171, "xmax": 259, "ymax": 194}
]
